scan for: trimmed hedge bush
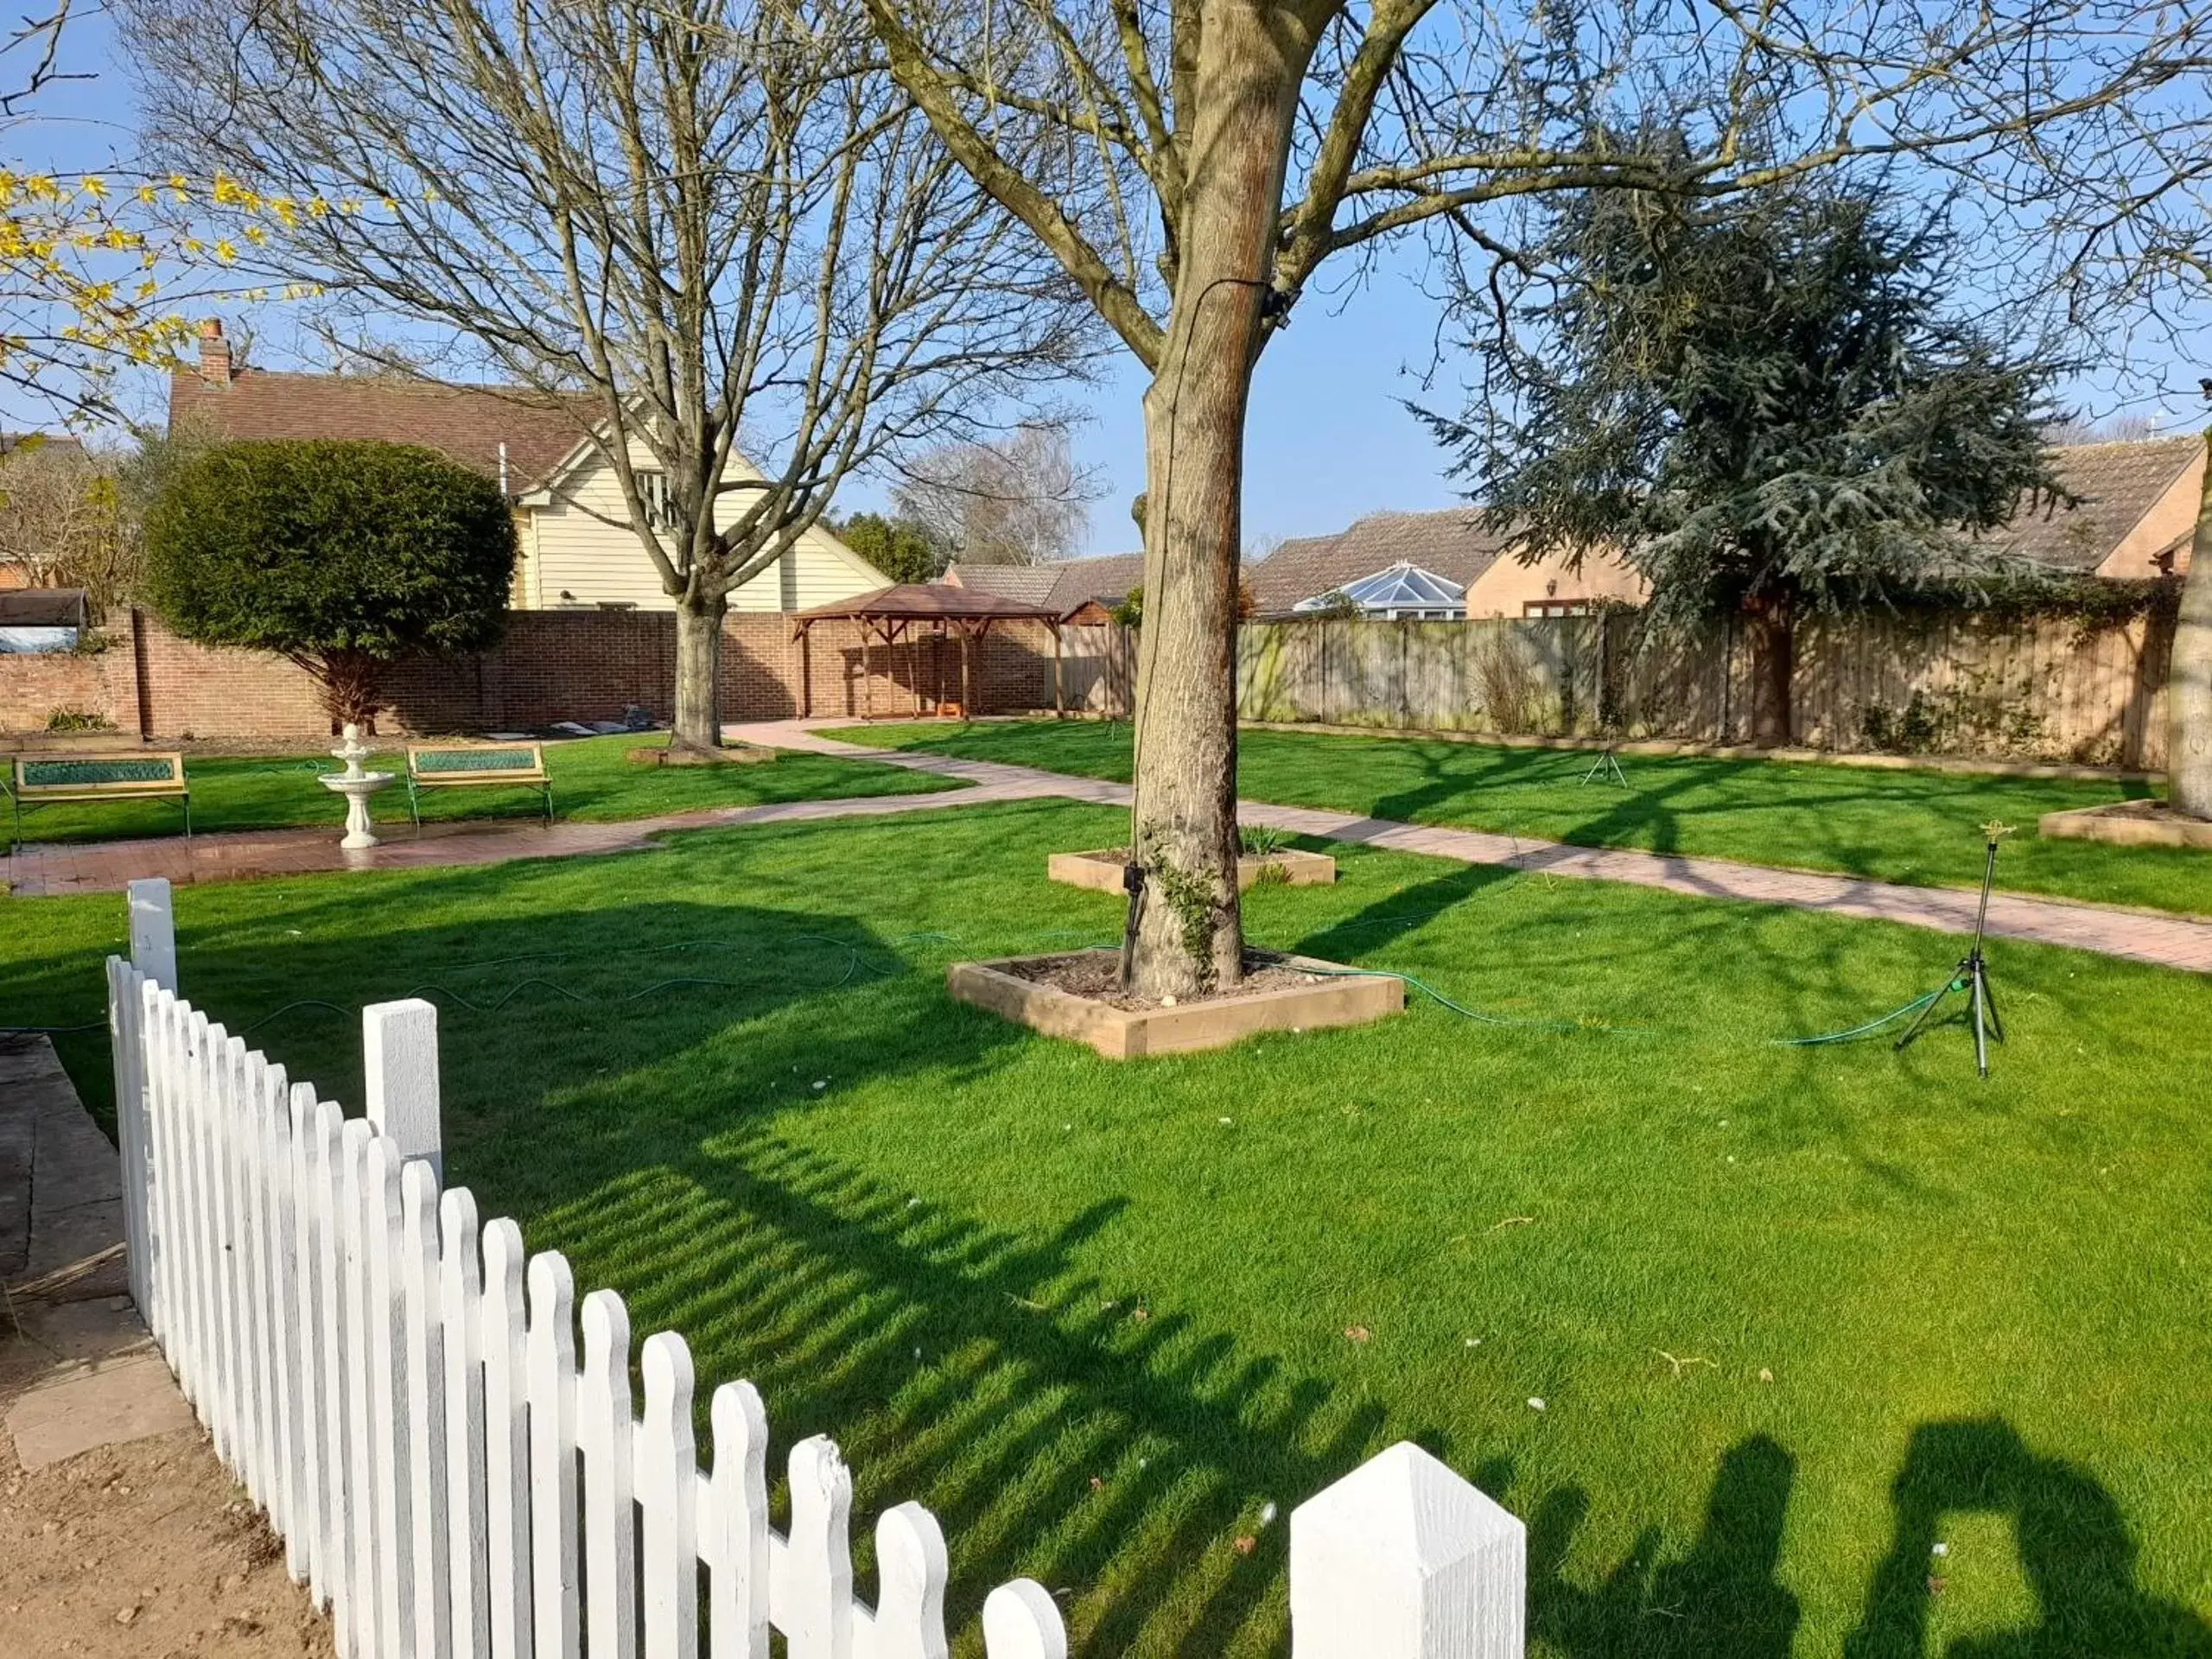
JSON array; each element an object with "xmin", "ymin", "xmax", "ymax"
[{"xmin": 143, "ymin": 439, "xmax": 515, "ymax": 726}]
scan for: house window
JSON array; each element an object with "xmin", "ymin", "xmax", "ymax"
[
  {"xmin": 638, "ymin": 470, "xmax": 679, "ymax": 531},
  {"xmin": 1524, "ymin": 600, "xmax": 1592, "ymax": 618}
]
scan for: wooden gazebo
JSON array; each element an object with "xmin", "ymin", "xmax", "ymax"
[{"xmin": 791, "ymin": 582, "xmax": 1068, "ymax": 719}]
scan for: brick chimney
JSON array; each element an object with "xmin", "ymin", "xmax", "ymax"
[{"xmin": 196, "ymin": 318, "xmax": 232, "ymax": 387}]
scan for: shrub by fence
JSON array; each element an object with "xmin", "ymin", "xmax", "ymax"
[{"xmin": 105, "ymin": 878, "xmax": 1528, "ymax": 1658}]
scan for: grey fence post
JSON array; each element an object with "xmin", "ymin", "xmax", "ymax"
[
  {"xmin": 128, "ymin": 876, "xmax": 177, "ymax": 992},
  {"xmin": 1290, "ymin": 1440, "xmax": 1526, "ymax": 1659},
  {"xmin": 363, "ymin": 998, "xmax": 442, "ymax": 1183}
]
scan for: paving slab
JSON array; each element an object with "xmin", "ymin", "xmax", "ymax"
[
  {"xmin": 0, "ymin": 1036, "xmax": 129, "ymax": 1300},
  {"xmin": 0, "ymin": 1037, "xmax": 186, "ymax": 1477},
  {"xmin": 6, "ymin": 1351, "xmax": 194, "ymax": 1472}
]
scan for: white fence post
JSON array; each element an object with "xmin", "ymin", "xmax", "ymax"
[
  {"xmin": 979, "ymin": 1584, "xmax": 1065, "ymax": 1659},
  {"xmin": 439, "ymin": 1186, "xmax": 491, "ymax": 1659},
  {"xmin": 364, "ymin": 998, "xmax": 442, "ymax": 1183},
  {"xmin": 1289, "ymin": 1442, "xmax": 1525, "ymax": 1659},
  {"xmin": 638, "ymin": 1332, "xmax": 697, "ymax": 1659},
  {"xmin": 401, "ymin": 1160, "xmax": 454, "ymax": 1659},
  {"xmin": 785, "ymin": 1438, "xmax": 855, "ymax": 1659},
  {"xmin": 128, "ymin": 875, "xmax": 176, "ymax": 992},
  {"xmin": 480, "ymin": 1217, "xmax": 535, "ymax": 1659},
  {"xmin": 579, "ymin": 1289, "xmax": 639, "ymax": 1659},
  {"xmin": 107, "ymin": 958, "xmax": 152, "ymax": 1317},
  {"xmin": 708, "ymin": 1379, "xmax": 770, "ymax": 1658},
  {"xmin": 526, "ymin": 1250, "xmax": 580, "ymax": 1659}
]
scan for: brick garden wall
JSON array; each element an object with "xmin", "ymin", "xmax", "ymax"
[
  {"xmin": 0, "ymin": 609, "xmax": 1061, "ymax": 740},
  {"xmin": 0, "ymin": 640, "xmax": 137, "ymax": 733}
]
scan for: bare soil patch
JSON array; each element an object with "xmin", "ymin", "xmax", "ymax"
[
  {"xmin": 0, "ymin": 1385, "xmax": 329, "ymax": 1659},
  {"xmin": 998, "ymin": 948, "xmax": 1329, "ymax": 1012}
]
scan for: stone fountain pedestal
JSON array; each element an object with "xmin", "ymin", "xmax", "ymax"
[{"xmin": 317, "ymin": 723, "xmax": 395, "ymax": 849}]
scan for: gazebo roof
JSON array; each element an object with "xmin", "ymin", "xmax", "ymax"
[{"xmin": 791, "ymin": 582, "xmax": 1064, "ymax": 626}]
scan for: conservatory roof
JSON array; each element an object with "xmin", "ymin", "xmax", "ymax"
[{"xmin": 1294, "ymin": 561, "xmax": 1467, "ymax": 612}]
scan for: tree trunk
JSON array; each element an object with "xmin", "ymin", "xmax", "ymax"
[
  {"xmin": 673, "ymin": 591, "xmax": 725, "ymax": 750},
  {"xmin": 1122, "ymin": 5, "xmax": 1312, "ymax": 999},
  {"xmin": 2166, "ymin": 432, "xmax": 2212, "ymax": 818},
  {"xmin": 310, "ymin": 647, "xmax": 385, "ymax": 734},
  {"xmin": 1745, "ymin": 593, "xmax": 1796, "ymax": 747}
]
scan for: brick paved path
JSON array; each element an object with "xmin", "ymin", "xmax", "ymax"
[
  {"xmin": 756, "ymin": 721, "xmax": 2212, "ymax": 976},
  {"xmin": 7, "ymin": 719, "xmax": 2207, "ymax": 976}
]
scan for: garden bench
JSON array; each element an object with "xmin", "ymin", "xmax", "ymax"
[
  {"xmin": 6, "ymin": 750, "xmax": 190, "ymax": 849},
  {"xmin": 404, "ymin": 741, "xmax": 553, "ymax": 830}
]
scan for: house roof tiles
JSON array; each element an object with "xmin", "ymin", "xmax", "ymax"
[
  {"xmin": 1250, "ymin": 510, "xmax": 1513, "ymax": 614},
  {"xmin": 946, "ymin": 551, "xmax": 1149, "ymax": 617},
  {"xmin": 169, "ymin": 364, "xmax": 598, "ymax": 491},
  {"xmin": 1983, "ymin": 436, "xmax": 2203, "ymax": 571}
]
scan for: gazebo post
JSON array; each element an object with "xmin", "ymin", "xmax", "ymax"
[
  {"xmin": 961, "ymin": 620, "xmax": 976, "ymax": 718},
  {"xmin": 864, "ymin": 620, "xmax": 877, "ymax": 721},
  {"xmin": 797, "ymin": 621, "xmax": 814, "ymax": 719},
  {"xmin": 1051, "ymin": 620, "xmax": 1065, "ymax": 717}
]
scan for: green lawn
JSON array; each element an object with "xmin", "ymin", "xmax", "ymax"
[
  {"xmin": 840, "ymin": 719, "xmax": 2212, "ymax": 918},
  {"xmin": 7, "ymin": 803, "xmax": 2209, "ymax": 1656},
  {"xmin": 3, "ymin": 733, "xmax": 948, "ymax": 846}
]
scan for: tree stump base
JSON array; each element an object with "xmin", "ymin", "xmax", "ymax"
[
  {"xmin": 947, "ymin": 948, "xmax": 1402, "ymax": 1058},
  {"xmin": 629, "ymin": 739, "xmax": 777, "ymax": 767},
  {"xmin": 2037, "ymin": 799, "xmax": 2212, "ymax": 850}
]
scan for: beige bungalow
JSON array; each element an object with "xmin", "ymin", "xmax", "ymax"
[{"xmin": 169, "ymin": 321, "xmax": 889, "ymax": 613}]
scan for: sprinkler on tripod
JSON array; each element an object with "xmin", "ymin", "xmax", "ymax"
[{"xmin": 1894, "ymin": 821, "xmax": 2012, "ymax": 1078}]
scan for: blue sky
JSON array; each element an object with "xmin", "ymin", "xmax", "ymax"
[
  {"xmin": 976, "ymin": 275, "xmax": 1473, "ymax": 556},
  {"xmin": 15, "ymin": 10, "xmax": 2209, "ymax": 557}
]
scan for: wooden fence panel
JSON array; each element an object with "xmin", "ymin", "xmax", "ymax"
[{"xmin": 1242, "ymin": 610, "xmax": 2171, "ymax": 765}]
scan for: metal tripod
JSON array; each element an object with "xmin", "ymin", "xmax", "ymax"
[
  {"xmin": 1894, "ymin": 825, "xmax": 2010, "ymax": 1077},
  {"xmin": 1580, "ymin": 746, "xmax": 1628, "ymax": 786}
]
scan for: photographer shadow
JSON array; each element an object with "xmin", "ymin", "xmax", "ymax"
[{"xmin": 1845, "ymin": 1419, "xmax": 2212, "ymax": 1658}]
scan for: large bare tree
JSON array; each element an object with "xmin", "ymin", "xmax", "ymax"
[
  {"xmin": 0, "ymin": 439, "xmax": 130, "ymax": 611},
  {"xmin": 893, "ymin": 423, "xmax": 1103, "ymax": 564},
  {"xmin": 861, "ymin": 0, "xmax": 2209, "ymax": 995},
  {"xmin": 122, "ymin": 0, "xmax": 1093, "ymax": 747}
]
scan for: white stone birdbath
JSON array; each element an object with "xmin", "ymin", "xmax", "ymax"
[{"xmin": 318, "ymin": 723, "xmax": 394, "ymax": 849}]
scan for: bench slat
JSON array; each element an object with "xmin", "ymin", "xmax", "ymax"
[{"xmin": 18, "ymin": 756, "xmax": 185, "ymax": 791}]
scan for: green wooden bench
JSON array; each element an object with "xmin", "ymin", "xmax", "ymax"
[
  {"xmin": 7, "ymin": 751, "xmax": 191, "ymax": 850},
  {"xmin": 404, "ymin": 741, "xmax": 553, "ymax": 830}
]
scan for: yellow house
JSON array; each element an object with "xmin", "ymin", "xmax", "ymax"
[
  {"xmin": 169, "ymin": 321, "xmax": 888, "ymax": 613},
  {"xmin": 509, "ymin": 442, "xmax": 893, "ymax": 612}
]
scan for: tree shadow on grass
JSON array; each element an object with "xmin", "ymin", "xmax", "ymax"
[
  {"xmin": 1279, "ymin": 858, "xmax": 1521, "ymax": 967},
  {"xmin": 1845, "ymin": 1419, "xmax": 2212, "ymax": 1659}
]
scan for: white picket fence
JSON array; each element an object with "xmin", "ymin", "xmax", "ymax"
[{"xmin": 105, "ymin": 876, "xmax": 1527, "ymax": 1659}]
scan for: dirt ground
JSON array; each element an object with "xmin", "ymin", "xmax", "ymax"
[{"xmin": 0, "ymin": 1314, "xmax": 331, "ymax": 1659}]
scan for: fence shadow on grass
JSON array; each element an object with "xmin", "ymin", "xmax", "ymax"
[{"xmin": 521, "ymin": 1120, "xmax": 1393, "ymax": 1656}]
